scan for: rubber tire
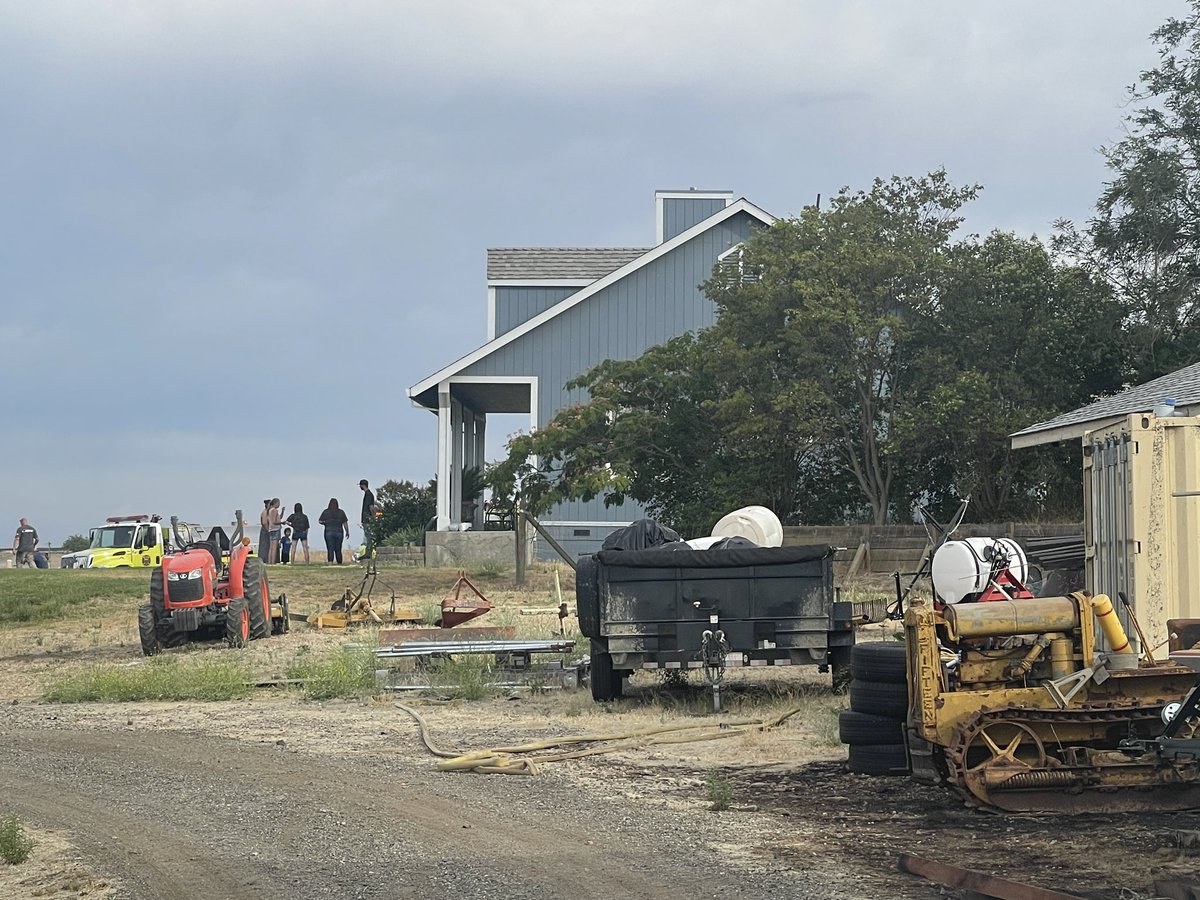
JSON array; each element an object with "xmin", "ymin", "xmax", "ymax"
[
  {"xmin": 149, "ymin": 567, "xmax": 165, "ymax": 616},
  {"xmin": 156, "ymin": 617, "xmax": 190, "ymax": 648},
  {"xmin": 225, "ymin": 597, "xmax": 250, "ymax": 649},
  {"xmin": 271, "ymin": 593, "xmax": 290, "ymax": 636},
  {"xmin": 575, "ymin": 555, "xmax": 601, "ymax": 638},
  {"xmin": 847, "ymin": 743, "xmax": 910, "ymax": 776},
  {"xmin": 242, "ymin": 558, "xmax": 271, "ymax": 641},
  {"xmin": 838, "ymin": 710, "xmax": 905, "ymax": 746},
  {"xmin": 138, "ymin": 604, "xmax": 160, "ymax": 656},
  {"xmin": 851, "ymin": 641, "xmax": 907, "ymax": 683},
  {"xmin": 849, "ymin": 678, "xmax": 908, "ymax": 718},
  {"xmin": 590, "ymin": 640, "xmax": 623, "ymax": 702}
]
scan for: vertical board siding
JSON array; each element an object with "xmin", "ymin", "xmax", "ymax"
[
  {"xmin": 662, "ymin": 198, "xmax": 727, "ymax": 242},
  {"xmin": 495, "ymin": 286, "xmax": 580, "ymax": 336},
  {"xmin": 464, "ymin": 211, "xmax": 760, "ymax": 524}
]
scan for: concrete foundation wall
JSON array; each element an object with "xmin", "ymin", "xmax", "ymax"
[{"xmin": 425, "ymin": 531, "xmax": 535, "ymax": 567}]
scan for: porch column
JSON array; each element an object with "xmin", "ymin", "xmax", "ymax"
[
  {"xmin": 436, "ymin": 385, "xmax": 452, "ymax": 530},
  {"xmin": 450, "ymin": 395, "xmax": 463, "ymax": 525},
  {"xmin": 473, "ymin": 414, "xmax": 487, "ymax": 529}
]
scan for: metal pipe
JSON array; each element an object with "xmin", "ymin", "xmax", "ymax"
[
  {"xmin": 945, "ymin": 598, "xmax": 1079, "ymax": 639},
  {"xmin": 1091, "ymin": 593, "xmax": 1132, "ymax": 654}
]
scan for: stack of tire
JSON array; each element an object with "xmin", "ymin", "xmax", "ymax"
[{"xmin": 840, "ymin": 641, "xmax": 910, "ymax": 776}]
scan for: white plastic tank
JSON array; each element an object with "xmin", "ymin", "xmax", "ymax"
[
  {"xmin": 930, "ymin": 537, "xmax": 1029, "ymax": 604},
  {"xmin": 710, "ymin": 506, "xmax": 783, "ymax": 548}
]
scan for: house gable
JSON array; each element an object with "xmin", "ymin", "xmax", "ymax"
[{"xmin": 407, "ymin": 198, "xmax": 774, "ymax": 409}]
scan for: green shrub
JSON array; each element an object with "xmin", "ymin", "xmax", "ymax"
[
  {"xmin": 706, "ymin": 770, "xmax": 734, "ymax": 811},
  {"xmin": 44, "ymin": 656, "xmax": 253, "ymax": 703},
  {"xmin": 0, "ymin": 814, "xmax": 34, "ymax": 865},
  {"xmin": 286, "ymin": 645, "xmax": 378, "ymax": 700},
  {"xmin": 381, "ymin": 526, "xmax": 424, "ymax": 547}
]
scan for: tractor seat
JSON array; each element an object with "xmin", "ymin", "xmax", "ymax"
[{"xmin": 207, "ymin": 527, "xmax": 231, "ymax": 553}]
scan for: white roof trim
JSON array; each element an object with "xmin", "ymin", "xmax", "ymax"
[
  {"xmin": 408, "ymin": 198, "xmax": 775, "ymax": 400},
  {"xmin": 487, "ymin": 279, "xmax": 593, "ymax": 287},
  {"xmin": 1010, "ymin": 416, "xmax": 1126, "ymax": 449},
  {"xmin": 717, "ymin": 242, "xmax": 745, "ymax": 261},
  {"xmin": 654, "ymin": 190, "xmax": 735, "ymax": 201}
]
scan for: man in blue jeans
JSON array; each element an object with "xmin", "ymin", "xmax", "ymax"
[{"xmin": 359, "ymin": 479, "xmax": 380, "ymax": 560}]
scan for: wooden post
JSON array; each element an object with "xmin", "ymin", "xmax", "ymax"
[
  {"xmin": 515, "ymin": 509, "xmax": 527, "ymax": 587},
  {"xmin": 522, "ymin": 511, "xmax": 577, "ymax": 571}
]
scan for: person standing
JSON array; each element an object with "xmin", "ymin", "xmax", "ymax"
[
  {"xmin": 286, "ymin": 502, "xmax": 310, "ymax": 564},
  {"xmin": 258, "ymin": 500, "xmax": 271, "ymax": 561},
  {"xmin": 318, "ymin": 498, "xmax": 350, "ymax": 564},
  {"xmin": 267, "ymin": 498, "xmax": 282, "ymax": 564},
  {"xmin": 359, "ymin": 479, "xmax": 379, "ymax": 561},
  {"xmin": 13, "ymin": 518, "xmax": 38, "ymax": 568}
]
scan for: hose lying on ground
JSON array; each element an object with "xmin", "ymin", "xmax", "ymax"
[{"xmin": 394, "ymin": 701, "xmax": 807, "ymax": 775}]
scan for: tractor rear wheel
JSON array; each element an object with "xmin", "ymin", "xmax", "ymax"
[
  {"xmin": 225, "ymin": 598, "xmax": 250, "ymax": 649},
  {"xmin": 242, "ymin": 558, "xmax": 271, "ymax": 641},
  {"xmin": 138, "ymin": 605, "xmax": 160, "ymax": 656}
]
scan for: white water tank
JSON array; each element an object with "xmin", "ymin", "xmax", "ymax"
[
  {"xmin": 710, "ymin": 506, "xmax": 783, "ymax": 548},
  {"xmin": 930, "ymin": 537, "xmax": 1029, "ymax": 604}
]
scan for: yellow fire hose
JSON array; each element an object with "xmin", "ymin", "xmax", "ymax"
[{"xmin": 394, "ymin": 701, "xmax": 806, "ymax": 775}]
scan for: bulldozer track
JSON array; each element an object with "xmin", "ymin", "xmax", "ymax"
[{"xmin": 945, "ymin": 704, "xmax": 1200, "ymax": 813}]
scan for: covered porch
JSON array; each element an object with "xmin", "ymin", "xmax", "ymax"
[{"xmin": 409, "ymin": 376, "xmax": 537, "ymax": 531}]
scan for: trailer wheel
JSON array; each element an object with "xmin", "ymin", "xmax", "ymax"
[
  {"xmin": 829, "ymin": 645, "xmax": 852, "ymax": 690},
  {"xmin": 138, "ymin": 605, "xmax": 160, "ymax": 656},
  {"xmin": 849, "ymin": 679, "xmax": 908, "ymax": 718},
  {"xmin": 850, "ymin": 642, "xmax": 907, "ymax": 683},
  {"xmin": 225, "ymin": 598, "xmax": 250, "ymax": 649},
  {"xmin": 847, "ymin": 743, "xmax": 910, "ymax": 776},
  {"xmin": 589, "ymin": 640, "xmax": 623, "ymax": 702},
  {"xmin": 242, "ymin": 558, "xmax": 271, "ymax": 641},
  {"xmin": 149, "ymin": 568, "xmax": 165, "ymax": 616},
  {"xmin": 838, "ymin": 710, "xmax": 905, "ymax": 746}
]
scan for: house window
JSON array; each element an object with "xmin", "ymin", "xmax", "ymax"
[
  {"xmin": 717, "ymin": 243, "xmax": 758, "ymax": 286},
  {"xmin": 573, "ymin": 529, "xmax": 591, "ymax": 537}
]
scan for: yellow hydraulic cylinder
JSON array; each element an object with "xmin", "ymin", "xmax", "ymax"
[
  {"xmin": 1090, "ymin": 593, "xmax": 1131, "ymax": 653},
  {"xmin": 944, "ymin": 598, "xmax": 1079, "ymax": 640},
  {"xmin": 1049, "ymin": 636, "xmax": 1074, "ymax": 679}
]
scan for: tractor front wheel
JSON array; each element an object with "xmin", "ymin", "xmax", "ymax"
[
  {"xmin": 225, "ymin": 598, "xmax": 250, "ymax": 649},
  {"xmin": 138, "ymin": 605, "xmax": 160, "ymax": 656}
]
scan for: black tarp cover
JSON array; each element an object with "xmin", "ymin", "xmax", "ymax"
[{"xmin": 600, "ymin": 519, "xmax": 682, "ymax": 551}]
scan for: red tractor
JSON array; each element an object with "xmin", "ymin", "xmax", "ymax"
[{"xmin": 138, "ymin": 509, "xmax": 288, "ymax": 655}]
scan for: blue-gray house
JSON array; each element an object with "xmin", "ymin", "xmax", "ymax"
[{"xmin": 407, "ymin": 190, "xmax": 775, "ymax": 557}]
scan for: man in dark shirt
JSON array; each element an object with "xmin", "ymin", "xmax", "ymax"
[
  {"xmin": 13, "ymin": 518, "xmax": 38, "ymax": 568},
  {"xmin": 359, "ymin": 479, "xmax": 378, "ymax": 560}
]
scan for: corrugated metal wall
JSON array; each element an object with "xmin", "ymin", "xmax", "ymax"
[
  {"xmin": 662, "ymin": 198, "xmax": 727, "ymax": 242},
  {"xmin": 495, "ymin": 286, "xmax": 580, "ymax": 337},
  {"xmin": 467, "ymin": 211, "xmax": 759, "ymax": 526}
]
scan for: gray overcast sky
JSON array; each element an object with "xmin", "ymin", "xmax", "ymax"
[{"xmin": 0, "ymin": 0, "xmax": 1183, "ymax": 544}]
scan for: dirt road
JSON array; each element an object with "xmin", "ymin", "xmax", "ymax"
[
  {"xmin": 4, "ymin": 698, "xmax": 1200, "ymax": 899},
  {"xmin": 0, "ymin": 703, "xmax": 834, "ymax": 900}
]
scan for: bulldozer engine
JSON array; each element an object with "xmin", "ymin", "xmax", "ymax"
[{"xmin": 906, "ymin": 592, "xmax": 1200, "ymax": 813}]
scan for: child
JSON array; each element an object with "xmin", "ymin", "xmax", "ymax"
[{"xmin": 280, "ymin": 524, "xmax": 293, "ymax": 565}]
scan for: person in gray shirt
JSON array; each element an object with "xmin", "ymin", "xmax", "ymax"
[{"xmin": 13, "ymin": 518, "xmax": 38, "ymax": 568}]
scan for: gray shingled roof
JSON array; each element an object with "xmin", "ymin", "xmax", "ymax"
[
  {"xmin": 487, "ymin": 248, "xmax": 649, "ymax": 281},
  {"xmin": 1011, "ymin": 360, "xmax": 1200, "ymax": 445}
]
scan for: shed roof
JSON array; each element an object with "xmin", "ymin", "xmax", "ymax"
[
  {"xmin": 486, "ymin": 248, "xmax": 649, "ymax": 281},
  {"xmin": 1011, "ymin": 360, "xmax": 1200, "ymax": 448}
]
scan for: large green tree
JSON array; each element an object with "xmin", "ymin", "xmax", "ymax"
[
  {"xmin": 901, "ymin": 232, "xmax": 1124, "ymax": 521},
  {"xmin": 1058, "ymin": 1, "xmax": 1200, "ymax": 381},
  {"xmin": 703, "ymin": 170, "xmax": 979, "ymax": 524}
]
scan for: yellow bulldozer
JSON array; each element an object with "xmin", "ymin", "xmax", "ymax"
[{"xmin": 903, "ymin": 539, "xmax": 1200, "ymax": 813}]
